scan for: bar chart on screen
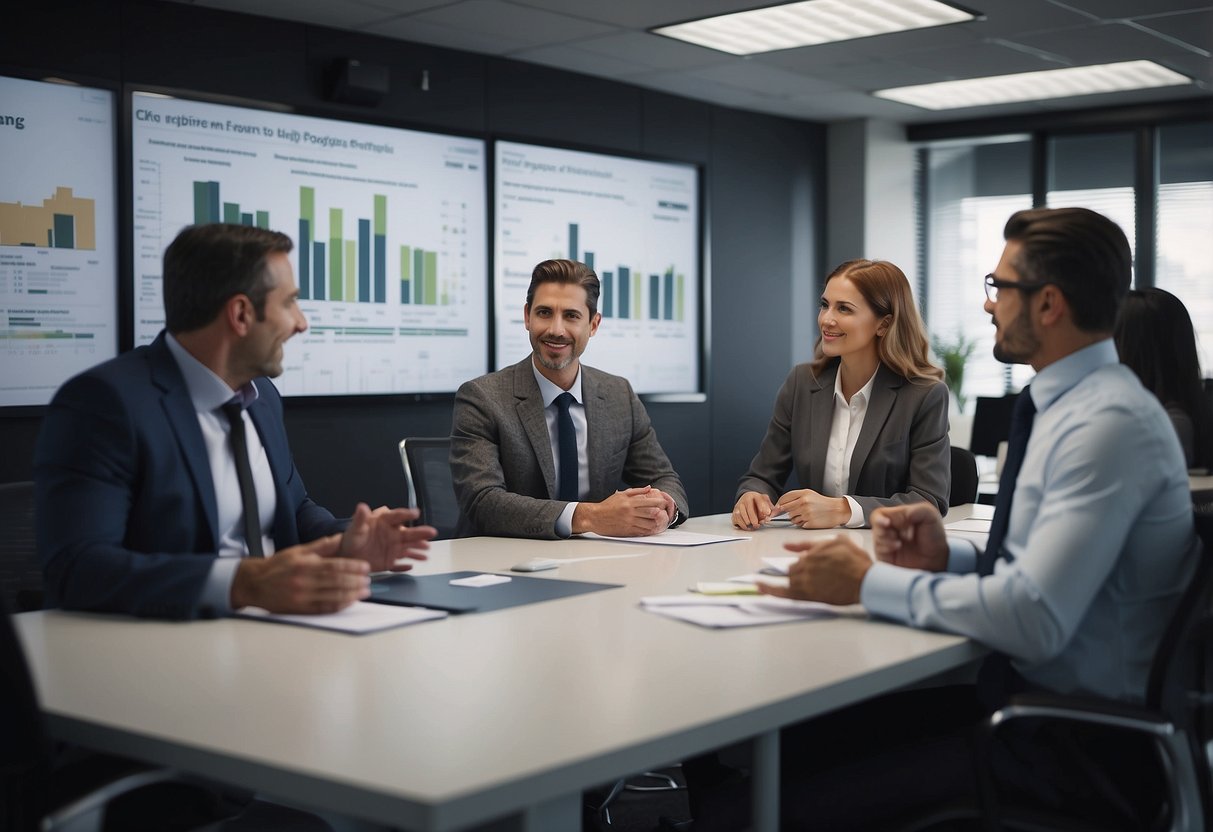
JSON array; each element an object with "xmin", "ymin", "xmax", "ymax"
[
  {"xmin": 131, "ymin": 90, "xmax": 487, "ymax": 395},
  {"xmin": 0, "ymin": 75, "xmax": 118, "ymax": 407},
  {"xmin": 494, "ymin": 140, "xmax": 700, "ymax": 394}
]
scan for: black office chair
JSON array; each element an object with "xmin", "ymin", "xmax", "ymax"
[
  {"xmin": 398, "ymin": 437, "xmax": 460, "ymax": 540},
  {"xmin": 969, "ymin": 394, "xmax": 1018, "ymax": 459},
  {"xmin": 0, "ymin": 481, "xmax": 43, "ymax": 612},
  {"xmin": 956, "ymin": 514, "xmax": 1213, "ymax": 832},
  {"xmin": 948, "ymin": 447, "xmax": 979, "ymax": 507}
]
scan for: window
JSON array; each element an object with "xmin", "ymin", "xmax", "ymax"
[
  {"xmin": 1046, "ymin": 132, "xmax": 1137, "ymax": 278},
  {"xmin": 923, "ymin": 138, "xmax": 1031, "ymax": 404},
  {"xmin": 1156, "ymin": 122, "xmax": 1213, "ymax": 371}
]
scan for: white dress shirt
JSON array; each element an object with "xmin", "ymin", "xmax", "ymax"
[
  {"xmin": 165, "ymin": 334, "xmax": 277, "ymax": 613},
  {"xmin": 531, "ymin": 360, "xmax": 588, "ymax": 537},
  {"xmin": 862, "ymin": 339, "xmax": 1198, "ymax": 701},
  {"xmin": 821, "ymin": 368, "xmax": 875, "ymax": 528}
]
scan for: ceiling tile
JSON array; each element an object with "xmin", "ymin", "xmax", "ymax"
[
  {"xmin": 185, "ymin": 0, "xmax": 393, "ymax": 28},
  {"xmin": 368, "ymin": 16, "xmax": 523, "ymax": 53},
  {"xmin": 1046, "ymin": 0, "xmax": 1213, "ymax": 20},
  {"xmin": 574, "ymin": 31, "xmax": 734, "ymax": 71},
  {"xmin": 1005, "ymin": 20, "xmax": 1204, "ymax": 64},
  {"xmin": 897, "ymin": 42, "xmax": 1066, "ymax": 76},
  {"xmin": 1131, "ymin": 10, "xmax": 1213, "ymax": 54},
  {"xmin": 508, "ymin": 43, "xmax": 644, "ymax": 78},
  {"xmin": 506, "ymin": 0, "xmax": 763, "ymax": 29},
  {"xmin": 685, "ymin": 62, "xmax": 846, "ymax": 97},
  {"xmin": 407, "ymin": 0, "xmax": 619, "ymax": 47}
]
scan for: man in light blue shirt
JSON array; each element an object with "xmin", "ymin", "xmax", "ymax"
[{"xmin": 737, "ymin": 207, "xmax": 1199, "ymax": 829}]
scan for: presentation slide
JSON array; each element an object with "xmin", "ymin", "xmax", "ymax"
[
  {"xmin": 131, "ymin": 91, "xmax": 487, "ymax": 396},
  {"xmin": 494, "ymin": 141, "xmax": 700, "ymax": 394},
  {"xmin": 0, "ymin": 76, "xmax": 118, "ymax": 407}
]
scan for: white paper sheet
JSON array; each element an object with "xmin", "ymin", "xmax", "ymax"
[
  {"xmin": 640, "ymin": 594, "xmax": 837, "ymax": 628},
  {"xmin": 582, "ymin": 530, "xmax": 751, "ymax": 546},
  {"xmin": 236, "ymin": 601, "xmax": 447, "ymax": 634}
]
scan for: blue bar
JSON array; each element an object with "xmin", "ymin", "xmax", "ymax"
[
  {"xmin": 298, "ymin": 219, "xmax": 310, "ymax": 300},
  {"xmin": 603, "ymin": 271, "xmax": 613, "ymax": 318},
  {"xmin": 664, "ymin": 271, "xmax": 674, "ymax": 320},
  {"xmin": 358, "ymin": 219, "xmax": 371, "ymax": 303},
  {"xmin": 568, "ymin": 223, "xmax": 579, "ymax": 261},
  {"xmin": 207, "ymin": 182, "xmax": 220, "ymax": 223},
  {"xmin": 313, "ymin": 241, "xmax": 326, "ymax": 301},
  {"xmin": 618, "ymin": 267, "xmax": 629, "ymax": 320},
  {"xmin": 649, "ymin": 275, "xmax": 660, "ymax": 320},
  {"xmin": 374, "ymin": 234, "xmax": 386, "ymax": 303}
]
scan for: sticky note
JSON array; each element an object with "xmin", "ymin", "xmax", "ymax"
[{"xmin": 449, "ymin": 574, "xmax": 512, "ymax": 588}]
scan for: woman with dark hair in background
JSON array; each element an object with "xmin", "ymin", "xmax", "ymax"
[{"xmin": 1114, "ymin": 287, "xmax": 1212, "ymax": 471}]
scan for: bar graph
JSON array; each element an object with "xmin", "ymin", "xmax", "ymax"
[
  {"xmin": 0, "ymin": 186, "xmax": 97, "ymax": 250},
  {"xmin": 297, "ymin": 188, "xmax": 387, "ymax": 304},
  {"xmin": 566, "ymin": 223, "xmax": 684, "ymax": 322},
  {"xmin": 192, "ymin": 181, "xmax": 269, "ymax": 228}
]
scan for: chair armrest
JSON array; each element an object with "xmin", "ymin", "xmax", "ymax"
[
  {"xmin": 44, "ymin": 756, "xmax": 184, "ymax": 832},
  {"xmin": 988, "ymin": 692, "xmax": 1175, "ymax": 739}
]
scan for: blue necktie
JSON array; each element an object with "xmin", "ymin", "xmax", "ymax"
[
  {"xmin": 978, "ymin": 387, "xmax": 1035, "ymax": 576},
  {"xmin": 555, "ymin": 392, "xmax": 579, "ymax": 502},
  {"xmin": 222, "ymin": 400, "xmax": 265, "ymax": 558}
]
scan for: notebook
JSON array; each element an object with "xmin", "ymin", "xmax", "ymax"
[{"xmin": 367, "ymin": 570, "xmax": 620, "ymax": 614}]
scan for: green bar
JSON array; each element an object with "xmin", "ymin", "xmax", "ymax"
[
  {"xmin": 632, "ymin": 271, "xmax": 641, "ymax": 318},
  {"xmin": 255, "ymin": 211, "xmax": 269, "ymax": 229},
  {"xmin": 193, "ymin": 181, "xmax": 210, "ymax": 225},
  {"xmin": 300, "ymin": 187, "xmax": 314, "ymax": 223},
  {"xmin": 374, "ymin": 195, "xmax": 386, "ymax": 236},
  {"xmin": 223, "ymin": 203, "xmax": 240, "ymax": 223},
  {"xmin": 676, "ymin": 273, "xmax": 685, "ymax": 322},
  {"xmin": 400, "ymin": 245, "xmax": 411, "ymax": 304},
  {"xmin": 329, "ymin": 208, "xmax": 343, "ymax": 301},
  {"xmin": 414, "ymin": 249, "xmax": 424, "ymax": 304},
  {"xmin": 424, "ymin": 251, "xmax": 437, "ymax": 307},
  {"xmin": 345, "ymin": 240, "xmax": 356, "ymax": 303}
]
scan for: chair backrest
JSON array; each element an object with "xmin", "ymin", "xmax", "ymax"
[
  {"xmin": 948, "ymin": 447, "xmax": 979, "ymax": 507},
  {"xmin": 1, "ymin": 592, "xmax": 51, "ymax": 831},
  {"xmin": 0, "ymin": 482, "xmax": 42, "ymax": 612},
  {"xmin": 1144, "ymin": 513, "xmax": 1213, "ymax": 827},
  {"xmin": 398, "ymin": 438, "xmax": 459, "ymax": 540},
  {"xmin": 969, "ymin": 394, "xmax": 1018, "ymax": 458}
]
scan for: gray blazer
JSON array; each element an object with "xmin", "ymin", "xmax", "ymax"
[
  {"xmin": 451, "ymin": 358, "xmax": 689, "ymax": 539},
  {"xmin": 737, "ymin": 361, "xmax": 950, "ymax": 521}
]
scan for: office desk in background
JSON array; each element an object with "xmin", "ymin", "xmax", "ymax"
[{"xmin": 15, "ymin": 510, "xmax": 989, "ymax": 832}]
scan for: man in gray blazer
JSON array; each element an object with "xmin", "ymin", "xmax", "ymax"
[{"xmin": 451, "ymin": 259, "xmax": 688, "ymax": 539}]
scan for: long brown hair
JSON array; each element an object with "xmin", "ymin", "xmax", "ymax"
[{"xmin": 810, "ymin": 259, "xmax": 943, "ymax": 383}]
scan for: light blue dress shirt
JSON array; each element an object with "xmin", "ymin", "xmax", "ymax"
[{"xmin": 862, "ymin": 339, "xmax": 1198, "ymax": 701}]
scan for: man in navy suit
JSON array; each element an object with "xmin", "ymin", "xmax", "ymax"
[{"xmin": 35, "ymin": 223, "xmax": 435, "ymax": 620}]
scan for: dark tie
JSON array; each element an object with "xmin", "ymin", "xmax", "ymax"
[
  {"xmin": 978, "ymin": 387, "xmax": 1036, "ymax": 577},
  {"xmin": 555, "ymin": 392, "xmax": 579, "ymax": 502},
  {"xmin": 221, "ymin": 401, "xmax": 265, "ymax": 558}
]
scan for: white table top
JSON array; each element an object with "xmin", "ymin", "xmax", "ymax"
[{"xmin": 15, "ymin": 510, "xmax": 988, "ymax": 831}]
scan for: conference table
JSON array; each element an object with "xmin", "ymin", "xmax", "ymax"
[{"xmin": 15, "ymin": 509, "xmax": 991, "ymax": 832}]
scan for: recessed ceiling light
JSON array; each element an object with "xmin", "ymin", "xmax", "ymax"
[
  {"xmin": 651, "ymin": 0, "xmax": 976, "ymax": 56},
  {"xmin": 874, "ymin": 60, "xmax": 1193, "ymax": 110}
]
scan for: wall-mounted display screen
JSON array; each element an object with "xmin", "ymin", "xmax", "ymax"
[
  {"xmin": 131, "ymin": 90, "xmax": 487, "ymax": 396},
  {"xmin": 494, "ymin": 140, "xmax": 701, "ymax": 394},
  {"xmin": 1, "ymin": 75, "xmax": 118, "ymax": 407}
]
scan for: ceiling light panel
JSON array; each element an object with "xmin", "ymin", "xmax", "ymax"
[
  {"xmin": 652, "ymin": 0, "xmax": 976, "ymax": 56},
  {"xmin": 873, "ymin": 60, "xmax": 1193, "ymax": 110}
]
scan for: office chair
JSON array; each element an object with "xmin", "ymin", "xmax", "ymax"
[
  {"xmin": 948, "ymin": 447, "xmax": 979, "ymax": 507},
  {"xmin": 398, "ymin": 438, "xmax": 460, "ymax": 540},
  {"xmin": 0, "ymin": 481, "xmax": 43, "ymax": 612},
  {"xmin": 900, "ymin": 513, "xmax": 1213, "ymax": 832},
  {"xmin": 969, "ymin": 394, "xmax": 1018, "ymax": 459}
]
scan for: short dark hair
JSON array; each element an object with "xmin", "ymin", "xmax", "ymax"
[
  {"xmin": 1002, "ymin": 207, "xmax": 1131, "ymax": 333},
  {"xmin": 163, "ymin": 224, "xmax": 293, "ymax": 334},
  {"xmin": 525, "ymin": 259, "xmax": 601, "ymax": 316}
]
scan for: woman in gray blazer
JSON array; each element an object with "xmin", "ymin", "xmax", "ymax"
[{"xmin": 733, "ymin": 259, "xmax": 950, "ymax": 529}]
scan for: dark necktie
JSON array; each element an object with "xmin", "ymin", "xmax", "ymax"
[
  {"xmin": 555, "ymin": 392, "xmax": 579, "ymax": 502},
  {"xmin": 978, "ymin": 387, "xmax": 1036, "ymax": 577},
  {"xmin": 221, "ymin": 401, "xmax": 265, "ymax": 558}
]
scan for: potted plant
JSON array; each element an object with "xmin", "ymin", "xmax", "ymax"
[{"xmin": 931, "ymin": 331, "xmax": 977, "ymax": 413}]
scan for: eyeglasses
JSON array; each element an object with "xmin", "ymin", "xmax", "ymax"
[{"xmin": 984, "ymin": 273, "xmax": 1050, "ymax": 302}]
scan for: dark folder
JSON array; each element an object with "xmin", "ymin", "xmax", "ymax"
[{"xmin": 367, "ymin": 571, "xmax": 620, "ymax": 614}]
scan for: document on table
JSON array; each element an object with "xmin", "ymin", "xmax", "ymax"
[
  {"xmin": 945, "ymin": 515, "xmax": 992, "ymax": 548},
  {"xmin": 581, "ymin": 530, "xmax": 750, "ymax": 546},
  {"xmin": 640, "ymin": 594, "xmax": 837, "ymax": 628},
  {"xmin": 236, "ymin": 601, "xmax": 447, "ymax": 634}
]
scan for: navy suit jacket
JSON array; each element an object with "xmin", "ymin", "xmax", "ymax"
[{"xmin": 34, "ymin": 333, "xmax": 343, "ymax": 619}]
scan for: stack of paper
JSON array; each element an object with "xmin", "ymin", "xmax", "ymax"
[
  {"xmin": 237, "ymin": 601, "xmax": 447, "ymax": 634},
  {"xmin": 639, "ymin": 594, "xmax": 837, "ymax": 628}
]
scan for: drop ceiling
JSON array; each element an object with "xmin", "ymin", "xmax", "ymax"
[{"xmin": 169, "ymin": 0, "xmax": 1213, "ymax": 123}]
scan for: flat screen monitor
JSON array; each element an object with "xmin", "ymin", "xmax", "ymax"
[
  {"xmin": 1, "ymin": 75, "xmax": 118, "ymax": 407},
  {"xmin": 494, "ymin": 140, "xmax": 701, "ymax": 395},
  {"xmin": 130, "ymin": 90, "xmax": 488, "ymax": 396}
]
